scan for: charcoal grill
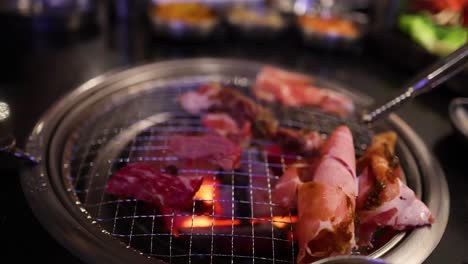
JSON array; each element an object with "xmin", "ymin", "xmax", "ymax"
[{"xmin": 21, "ymin": 59, "xmax": 449, "ymax": 264}]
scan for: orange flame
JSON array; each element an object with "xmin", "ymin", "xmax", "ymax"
[
  {"xmin": 193, "ymin": 178, "xmax": 223, "ymax": 214},
  {"xmin": 171, "ymin": 178, "xmax": 240, "ymax": 230},
  {"xmin": 272, "ymin": 216, "xmax": 297, "ymax": 228},
  {"xmin": 180, "ymin": 216, "xmax": 241, "ymax": 228},
  {"xmin": 250, "ymin": 216, "xmax": 298, "ymax": 228},
  {"xmin": 194, "ymin": 180, "xmax": 216, "ymax": 201}
]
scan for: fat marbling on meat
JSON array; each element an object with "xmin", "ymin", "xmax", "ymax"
[
  {"xmin": 202, "ymin": 113, "xmax": 252, "ymax": 145},
  {"xmin": 253, "ymin": 66, "xmax": 354, "ymax": 117},
  {"xmin": 271, "ymin": 126, "xmax": 357, "ymax": 263},
  {"xmin": 105, "ymin": 163, "xmax": 204, "ymax": 210},
  {"xmin": 167, "ymin": 133, "xmax": 242, "ymax": 171},
  {"xmin": 356, "ymin": 132, "xmax": 434, "ymax": 246}
]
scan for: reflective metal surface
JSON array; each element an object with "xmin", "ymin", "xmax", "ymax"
[
  {"xmin": 21, "ymin": 59, "xmax": 449, "ymax": 264},
  {"xmin": 314, "ymin": 255, "xmax": 388, "ymax": 264},
  {"xmin": 449, "ymin": 97, "xmax": 468, "ymax": 140},
  {"xmin": 363, "ymin": 43, "xmax": 468, "ymax": 123}
]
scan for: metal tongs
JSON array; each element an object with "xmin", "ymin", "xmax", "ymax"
[{"xmin": 362, "ymin": 43, "xmax": 468, "ymax": 124}]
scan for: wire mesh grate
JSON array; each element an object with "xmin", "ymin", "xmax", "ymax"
[{"xmin": 63, "ymin": 76, "xmax": 372, "ymax": 264}]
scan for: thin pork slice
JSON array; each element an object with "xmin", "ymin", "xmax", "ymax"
[
  {"xmin": 296, "ymin": 126, "xmax": 357, "ymax": 263},
  {"xmin": 254, "ymin": 66, "xmax": 354, "ymax": 116},
  {"xmin": 356, "ymin": 132, "xmax": 434, "ymax": 246},
  {"xmin": 296, "ymin": 181, "xmax": 354, "ymax": 263},
  {"xmin": 202, "ymin": 113, "xmax": 252, "ymax": 145},
  {"xmin": 178, "ymin": 83, "xmax": 222, "ymax": 115}
]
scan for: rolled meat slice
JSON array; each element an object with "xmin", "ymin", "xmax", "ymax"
[
  {"xmin": 356, "ymin": 132, "xmax": 434, "ymax": 246},
  {"xmin": 272, "ymin": 163, "xmax": 308, "ymax": 208},
  {"xmin": 297, "ymin": 181, "xmax": 354, "ymax": 263},
  {"xmin": 293, "ymin": 126, "xmax": 357, "ymax": 263},
  {"xmin": 314, "ymin": 126, "xmax": 357, "ymax": 197}
]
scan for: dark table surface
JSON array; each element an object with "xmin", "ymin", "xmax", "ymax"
[{"xmin": 0, "ymin": 15, "xmax": 467, "ymax": 264}]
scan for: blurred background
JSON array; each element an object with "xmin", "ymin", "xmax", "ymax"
[{"xmin": 0, "ymin": 0, "xmax": 468, "ymax": 263}]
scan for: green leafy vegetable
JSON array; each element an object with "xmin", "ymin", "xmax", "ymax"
[{"xmin": 399, "ymin": 14, "xmax": 468, "ymax": 56}]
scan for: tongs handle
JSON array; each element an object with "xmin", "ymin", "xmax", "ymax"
[
  {"xmin": 0, "ymin": 139, "xmax": 39, "ymax": 165},
  {"xmin": 0, "ymin": 102, "xmax": 38, "ymax": 166},
  {"xmin": 362, "ymin": 43, "xmax": 468, "ymax": 123}
]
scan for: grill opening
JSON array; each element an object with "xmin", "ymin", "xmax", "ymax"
[{"xmin": 62, "ymin": 76, "xmax": 406, "ymax": 264}]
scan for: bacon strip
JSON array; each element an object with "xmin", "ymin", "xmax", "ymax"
[
  {"xmin": 254, "ymin": 66, "xmax": 354, "ymax": 117},
  {"xmin": 356, "ymin": 132, "xmax": 434, "ymax": 246}
]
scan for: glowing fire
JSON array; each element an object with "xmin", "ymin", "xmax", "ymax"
[
  {"xmin": 271, "ymin": 216, "xmax": 298, "ymax": 228},
  {"xmin": 193, "ymin": 178, "xmax": 223, "ymax": 214},
  {"xmin": 171, "ymin": 177, "xmax": 241, "ymax": 231},
  {"xmin": 167, "ymin": 177, "xmax": 297, "ymax": 235},
  {"xmin": 180, "ymin": 216, "xmax": 241, "ymax": 228},
  {"xmin": 250, "ymin": 216, "xmax": 298, "ymax": 228},
  {"xmin": 194, "ymin": 179, "xmax": 216, "ymax": 201}
]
